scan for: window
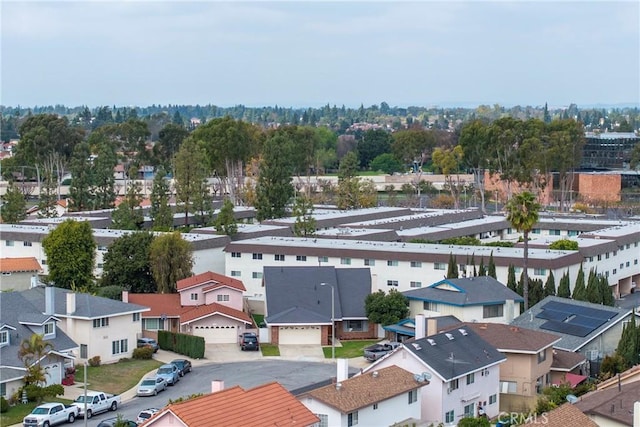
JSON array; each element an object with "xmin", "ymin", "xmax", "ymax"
[
  {"xmin": 514, "ymin": 267, "xmax": 522, "ymax": 273},
  {"xmin": 143, "ymin": 318, "xmax": 165, "ymax": 331},
  {"xmin": 252, "ymin": 253, "xmax": 262, "ymax": 260},
  {"xmin": 500, "ymin": 381, "xmax": 517, "ymax": 393},
  {"xmin": 341, "ymin": 258, "xmax": 351, "ymax": 265},
  {"xmin": 410, "ymin": 281, "xmax": 422, "ymax": 288},
  {"xmin": 386, "ymin": 280, "xmax": 398, "ymax": 287},
  {"xmin": 550, "ymin": 229, "xmax": 560, "ymax": 236},
  {"xmin": 217, "ymin": 294, "xmax": 230, "ymax": 302},
  {"xmin": 466, "ymin": 372, "xmax": 475, "ymax": 385},
  {"xmin": 410, "ymin": 261, "xmax": 422, "ymax": 268},
  {"xmin": 0, "ymin": 330, "xmax": 8, "ymax": 346},
  {"xmin": 364, "ymin": 259, "xmax": 375, "ymax": 266},
  {"xmin": 43, "ymin": 322, "xmax": 54, "ymax": 336},
  {"xmin": 445, "ymin": 410, "xmax": 454, "ymax": 423},
  {"xmin": 537, "ymin": 349, "xmax": 546, "ymax": 363},
  {"xmin": 190, "ymin": 293, "xmax": 198, "ymax": 301},
  {"xmin": 423, "ymin": 301, "xmax": 438, "ymax": 311},
  {"xmin": 449, "ymin": 379, "xmax": 459, "ymax": 390},
  {"xmin": 93, "ymin": 317, "xmax": 109, "ymax": 328},
  {"xmin": 464, "ymin": 403, "xmax": 475, "ymax": 418},
  {"xmin": 626, "ymin": 261, "xmax": 630, "ymax": 267},
  {"xmin": 606, "ymin": 252, "xmax": 610, "ymax": 259},
  {"xmin": 97, "ymin": 245, "xmax": 108, "ymax": 251},
  {"xmin": 80, "ymin": 344, "xmax": 88, "ymax": 359},
  {"xmin": 41, "ymin": 259, "xmax": 47, "ymax": 265},
  {"xmin": 533, "ymin": 268, "xmax": 546, "ymax": 276},
  {"xmin": 347, "ymin": 411, "xmax": 358, "ymax": 426},
  {"xmin": 434, "ymin": 262, "xmax": 446, "ymax": 270},
  {"xmin": 1, "ymin": 382, "xmax": 6, "ymax": 397},
  {"xmin": 252, "ymin": 272, "xmax": 263, "ymax": 279},
  {"xmin": 133, "ymin": 313, "xmax": 140, "ymax": 322},
  {"xmin": 23, "ymin": 241, "xmax": 32, "ymax": 247},
  {"xmin": 614, "ymin": 250, "xmax": 618, "ymax": 256},
  {"xmin": 489, "ymin": 394, "xmax": 497, "ymax": 405},
  {"xmin": 387, "ymin": 260, "xmax": 398, "ymax": 266},
  {"xmin": 231, "ymin": 252, "xmax": 241, "ymax": 258},
  {"xmin": 597, "ymin": 254, "xmax": 602, "ymax": 261},
  {"xmin": 318, "ymin": 256, "xmax": 328, "ymax": 263},
  {"xmin": 483, "ymin": 304, "xmax": 503, "ymax": 318},
  {"xmin": 231, "ymin": 270, "xmax": 241, "ymax": 277},
  {"xmin": 275, "ymin": 254, "xmax": 285, "ymax": 261},
  {"xmin": 344, "ymin": 320, "xmax": 367, "ymax": 332},
  {"xmin": 568, "ymin": 230, "xmax": 579, "ymax": 236},
  {"xmin": 532, "ymin": 228, "xmax": 541, "ymax": 234},
  {"xmin": 536, "ymin": 375, "xmax": 544, "ymax": 393},
  {"xmin": 5, "ymin": 241, "xmax": 14, "ymax": 246},
  {"xmin": 373, "ymin": 403, "xmax": 378, "ymax": 410},
  {"xmin": 408, "ymin": 389, "xmax": 417, "ymax": 404},
  {"xmin": 97, "ymin": 263, "xmax": 103, "ymax": 269},
  {"xmin": 296, "ymin": 255, "xmax": 307, "ymax": 261},
  {"xmin": 613, "ymin": 269, "xmax": 617, "ymax": 275},
  {"xmin": 315, "ymin": 414, "xmax": 328, "ymax": 427},
  {"xmin": 605, "ymin": 271, "xmax": 609, "ymax": 277},
  {"xmin": 112, "ymin": 339, "xmax": 128, "ymax": 355}
]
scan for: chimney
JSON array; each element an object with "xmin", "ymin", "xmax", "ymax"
[
  {"xmin": 337, "ymin": 358, "xmax": 349, "ymax": 383},
  {"xmin": 45, "ymin": 286, "xmax": 55, "ymax": 315},
  {"xmin": 505, "ymin": 299, "xmax": 515, "ymax": 322},
  {"xmin": 122, "ymin": 291, "xmax": 129, "ymax": 303},
  {"xmin": 66, "ymin": 293, "xmax": 76, "ymax": 315},
  {"xmin": 415, "ymin": 314, "xmax": 426, "ymax": 339},
  {"xmin": 211, "ymin": 380, "xmax": 224, "ymax": 393},
  {"xmin": 633, "ymin": 401, "xmax": 639, "ymax": 427},
  {"xmin": 427, "ymin": 317, "xmax": 438, "ymax": 338}
]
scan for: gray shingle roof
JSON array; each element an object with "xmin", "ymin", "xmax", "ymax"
[
  {"xmin": 404, "ymin": 328, "xmax": 505, "ymax": 381},
  {"xmin": 510, "ymin": 296, "xmax": 632, "ymax": 352},
  {"xmin": 402, "ymin": 276, "xmax": 524, "ymax": 306},
  {"xmin": 264, "ymin": 266, "xmax": 371, "ymax": 325}
]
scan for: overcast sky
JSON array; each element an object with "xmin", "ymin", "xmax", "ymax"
[{"xmin": 1, "ymin": 1, "xmax": 638, "ymax": 109}]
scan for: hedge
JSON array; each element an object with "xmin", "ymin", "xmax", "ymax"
[{"xmin": 158, "ymin": 331, "xmax": 205, "ymax": 359}]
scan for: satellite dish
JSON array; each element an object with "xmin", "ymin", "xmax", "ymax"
[
  {"xmin": 421, "ymin": 372, "xmax": 432, "ymax": 380},
  {"xmin": 566, "ymin": 394, "xmax": 578, "ymax": 404},
  {"xmin": 414, "ymin": 374, "xmax": 423, "ymax": 382}
]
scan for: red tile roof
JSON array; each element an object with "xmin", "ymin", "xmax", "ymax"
[
  {"xmin": 0, "ymin": 257, "xmax": 42, "ymax": 273},
  {"xmin": 180, "ymin": 302, "xmax": 252, "ymax": 324},
  {"xmin": 126, "ymin": 293, "xmax": 183, "ymax": 317},
  {"xmin": 145, "ymin": 382, "xmax": 319, "ymax": 427},
  {"xmin": 176, "ymin": 271, "xmax": 246, "ymax": 292}
]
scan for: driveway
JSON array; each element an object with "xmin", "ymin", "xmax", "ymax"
[
  {"xmin": 278, "ymin": 344, "xmax": 326, "ymax": 361},
  {"xmin": 203, "ymin": 343, "xmax": 262, "ymax": 362}
]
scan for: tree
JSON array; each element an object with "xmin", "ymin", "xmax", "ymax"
[
  {"xmin": 598, "ymin": 275, "xmax": 615, "ymax": 306},
  {"xmin": 19, "ymin": 333, "xmax": 54, "ymax": 387},
  {"xmin": 111, "ymin": 180, "xmax": 144, "ymax": 230},
  {"xmin": 42, "ymin": 220, "xmax": 96, "ymax": 290},
  {"xmin": 459, "ymin": 120, "xmax": 490, "ymax": 213},
  {"xmin": 572, "ymin": 265, "xmax": 587, "ymax": 301},
  {"xmin": 149, "ymin": 167, "xmax": 174, "ymax": 231},
  {"xmin": 549, "ymin": 239, "xmax": 579, "ymax": 250},
  {"xmin": 365, "ymin": 289, "xmax": 409, "ymax": 326},
  {"xmin": 557, "ymin": 271, "xmax": 571, "ymax": 298},
  {"xmin": 149, "ymin": 232, "xmax": 193, "ymax": 293},
  {"xmin": 447, "ymin": 253, "xmax": 458, "ymax": 279},
  {"xmin": 432, "ymin": 145, "xmax": 464, "ymax": 208},
  {"xmin": 505, "ymin": 191, "xmax": 540, "ymax": 310},
  {"xmin": 529, "ymin": 278, "xmax": 544, "ymax": 307},
  {"xmin": 1, "ymin": 182, "xmax": 27, "ymax": 223},
  {"xmin": 68, "ymin": 142, "xmax": 93, "ymax": 212},
  {"xmin": 14, "ymin": 114, "xmax": 82, "ymax": 169},
  {"xmin": 478, "ymin": 257, "xmax": 486, "ymax": 277},
  {"xmin": 585, "ymin": 268, "xmax": 601, "ymax": 304},
  {"xmin": 545, "ymin": 119, "xmax": 585, "ymax": 212},
  {"xmin": 616, "ymin": 315, "xmax": 640, "ymax": 369},
  {"xmin": 100, "ymin": 232, "xmax": 156, "ymax": 293},
  {"xmin": 37, "ymin": 154, "xmax": 61, "ymax": 219},
  {"xmin": 292, "ymin": 195, "xmax": 316, "ymax": 237},
  {"xmin": 174, "ymin": 138, "xmax": 209, "ymax": 226},
  {"xmin": 255, "ymin": 134, "xmax": 295, "ymax": 221},
  {"xmin": 357, "ymin": 129, "xmax": 392, "ymax": 169},
  {"xmin": 155, "ymin": 123, "xmax": 188, "ymax": 172},
  {"xmin": 543, "ymin": 272, "xmax": 556, "ymax": 297},
  {"xmin": 91, "ymin": 141, "xmax": 118, "ymax": 209},
  {"xmin": 337, "ymin": 151, "xmax": 361, "ymax": 210},
  {"xmin": 370, "ymin": 153, "xmax": 403, "ymax": 174},
  {"xmin": 214, "ymin": 199, "xmax": 238, "ymax": 236}
]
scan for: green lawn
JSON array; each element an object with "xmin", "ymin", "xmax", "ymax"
[
  {"xmin": 75, "ymin": 359, "xmax": 163, "ymax": 395},
  {"xmin": 1, "ymin": 398, "xmax": 73, "ymax": 426},
  {"xmin": 322, "ymin": 340, "xmax": 379, "ymax": 359},
  {"xmin": 252, "ymin": 314, "xmax": 265, "ymax": 328},
  {"xmin": 260, "ymin": 344, "xmax": 280, "ymax": 356}
]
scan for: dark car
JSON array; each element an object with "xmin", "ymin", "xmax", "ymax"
[
  {"xmin": 137, "ymin": 338, "xmax": 159, "ymax": 353},
  {"xmin": 170, "ymin": 359, "xmax": 192, "ymax": 377},
  {"xmin": 239, "ymin": 333, "xmax": 259, "ymax": 351},
  {"xmin": 96, "ymin": 417, "xmax": 138, "ymax": 427}
]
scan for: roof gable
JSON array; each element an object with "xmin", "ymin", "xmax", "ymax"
[
  {"xmin": 403, "ymin": 276, "xmax": 523, "ymax": 306},
  {"xmin": 0, "ymin": 257, "xmax": 42, "ymax": 273},
  {"xmin": 180, "ymin": 303, "xmax": 252, "ymax": 325},
  {"xmin": 176, "ymin": 271, "xmax": 246, "ymax": 293},
  {"xmin": 452, "ymin": 322, "xmax": 562, "ymax": 353},
  {"xmin": 127, "ymin": 293, "xmax": 183, "ymax": 317}
]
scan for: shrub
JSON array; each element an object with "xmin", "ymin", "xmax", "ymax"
[
  {"xmin": 549, "ymin": 239, "xmax": 579, "ymax": 250},
  {"xmin": 429, "ymin": 194, "xmax": 455, "ymax": 209},
  {"xmin": 132, "ymin": 346, "xmax": 154, "ymax": 360},
  {"xmin": 0, "ymin": 396, "xmax": 9, "ymax": 413},
  {"xmin": 88, "ymin": 356, "xmax": 101, "ymax": 367}
]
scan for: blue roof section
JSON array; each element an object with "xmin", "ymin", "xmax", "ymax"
[
  {"xmin": 403, "ymin": 276, "xmax": 523, "ymax": 306},
  {"xmin": 384, "ymin": 315, "xmax": 462, "ymax": 337}
]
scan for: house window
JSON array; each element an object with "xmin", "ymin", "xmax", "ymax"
[
  {"xmin": 423, "ymin": 301, "xmax": 438, "ymax": 311},
  {"xmin": 606, "ymin": 252, "xmax": 610, "ymax": 259},
  {"xmin": 434, "ymin": 262, "xmax": 446, "ymax": 270},
  {"xmin": 410, "ymin": 281, "xmax": 422, "ymax": 288},
  {"xmin": 0, "ymin": 331, "xmax": 8, "ymax": 346},
  {"xmin": 344, "ymin": 320, "xmax": 367, "ymax": 332},
  {"xmin": 613, "ymin": 269, "xmax": 617, "ymax": 275},
  {"xmin": 111, "ymin": 339, "xmax": 128, "ymax": 355},
  {"xmin": 483, "ymin": 304, "xmax": 503, "ymax": 318},
  {"xmin": 386, "ymin": 280, "xmax": 398, "ymax": 287},
  {"xmin": 364, "ymin": 259, "xmax": 375, "ymax": 266},
  {"xmin": 190, "ymin": 293, "xmax": 198, "ymax": 301},
  {"xmin": 568, "ymin": 230, "xmax": 578, "ymax": 236},
  {"xmin": 500, "ymin": 381, "xmax": 517, "ymax": 393},
  {"xmin": 97, "ymin": 263, "xmax": 104, "ymax": 269},
  {"xmin": 80, "ymin": 344, "xmax": 88, "ymax": 359},
  {"xmin": 252, "ymin": 272, "xmax": 263, "ymax": 279},
  {"xmin": 93, "ymin": 317, "xmax": 109, "ymax": 328},
  {"xmin": 536, "ymin": 375, "xmax": 544, "ymax": 394},
  {"xmin": 252, "ymin": 253, "xmax": 262, "ymax": 260},
  {"xmin": 410, "ymin": 261, "xmax": 422, "ymax": 268},
  {"xmin": 23, "ymin": 241, "xmax": 32, "ymax": 247},
  {"xmin": 537, "ymin": 349, "xmax": 546, "ymax": 363},
  {"xmin": 5, "ymin": 240, "xmax": 14, "ymax": 246},
  {"xmin": 449, "ymin": 378, "xmax": 459, "ymax": 391},
  {"xmin": 43, "ymin": 322, "xmax": 55, "ymax": 336},
  {"xmin": 231, "ymin": 252, "xmax": 241, "ymax": 258},
  {"xmin": 464, "ymin": 403, "xmax": 475, "ymax": 418},
  {"xmin": 142, "ymin": 318, "xmax": 164, "ymax": 331},
  {"xmin": 0, "ymin": 382, "xmax": 5, "ymax": 397},
  {"xmin": 532, "ymin": 229, "xmax": 541, "ymax": 234},
  {"xmin": 489, "ymin": 394, "xmax": 497, "ymax": 405},
  {"xmin": 347, "ymin": 411, "xmax": 358, "ymax": 426},
  {"xmin": 274, "ymin": 254, "xmax": 285, "ymax": 261},
  {"xmin": 231, "ymin": 271, "xmax": 241, "ymax": 277},
  {"xmin": 41, "ymin": 259, "xmax": 47, "ymax": 265},
  {"xmin": 626, "ymin": 261, "xmax": 630, "ymax": 267},
  {"xmin": 533, "ymin": 268, "xmax": 546, "ymax": 276},
  {"xmin": 597, "ymin": 254, "xmax": 602, "ymax": 261},
  {"xmin": 387, "ymin": 260, "xmax": 398, "ymax": 266},
  {"xmin": 550, "ymin": 229, "xmax": 560, "ymax": 236},
  {"xmin": 217, "ymin": 294, "xmax": 230, "ymax": 302},
  {"xmin": 620, "ymin": 263, "xmax": 624, "ymax": 270},
  {"xmin": 466, "ymin": 373, "xmax": 475, "ymax": 385},
  {"xmin": 408, "ymin": 389, "xmax": 417, "ymax": 404},
  {"xmin": 296, "ymin": 255, "xmax": 307, "ymax": 261},
  {"xmin": 341, "ymin": 258, "xmax": 351, "ymax": 265},
  {"xmin": 445, "ymin": 410, "xmax": 454, "ymax": 423},
  {"xmin": 318, "ymin": 256, "xmax": 328, "ymax": 263},
  {"xmin": 373, "ymin": 403, "xmax": 378, "ymax": 410},
  {"xmin": 613, "ymin": 250, "xmax": 618, "ymax": 256},
  {"xmin": 315, "ymin": 414, "xmax": 328, "ymax": 427},
  {"xmin": 133, "ymin": 313, "xmax": 140, "ymax": 322}
]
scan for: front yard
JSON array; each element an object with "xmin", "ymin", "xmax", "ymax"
[
  {"xmin": 322, "ymin": 339, "xmax": 379, "ymax": 358},
  {"xmin": 75, "ymin": 358, "xmax": 163, "ymax": 395}
]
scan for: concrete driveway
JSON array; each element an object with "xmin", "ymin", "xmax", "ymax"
[
  {"xmin": 278, "ymin": 344, "xmax": 326, "ymax": 361},
  {"xmin": 203, "ymin": 343, "xmax": 262, "ymax": 362}
]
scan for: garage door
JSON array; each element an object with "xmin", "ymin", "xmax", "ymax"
[
  {"xmin": 193, "ymin": 325, "xmax": 238, "ymax": 344},
  {"xmin": 279, "ymin": 326, "xmax": 321, "ymax": 345},
  {"xmin": 43, "ymin": 362, "xmax": 62, "ymax": 386}
]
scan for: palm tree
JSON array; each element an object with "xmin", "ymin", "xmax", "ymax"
[
  {"xmin": 506, "ymin": 191, "xmax": 540, "ymax": 310},
  {"xmin": 19, "ymin": 334, "xmax": 54, "ymax": 386}
]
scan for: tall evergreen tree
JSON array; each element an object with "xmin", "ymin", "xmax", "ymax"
[
  {"xmin": 1, "ymin": 182, "xmax": 27, "ymax": 223},
  {"xmin": 478, "ymin": 257, "xmax": 487, "ymax": 277},
  {"xmin": 529, "ymin": 278, "xmax": 544, "ymax": 307},
  {"xmin": 37, "ymin": 155, "xmax": 60, "ymax": 218},
  {"xmin": 149, "ymin": 167, "xmax": 174, "ymax": 231},
  {"xmin": 557, "ymin": 271, "xmax": 571, "ymax": 298},
  {"xmin": 111, "ymin": 180, "xmax": 144, "ymax": 230},
  {"xmin": 487, "ymin": 251, "xmax": 497, "ymax": 279},
  {"xmin": 447, "ymin": 253, "xmax": 459, "ymax": 279},
  {"xmin": 543, "ymin": 271, "xmax": 556, "ymax": 297},
  {"xmin": 214, "ymin": 198, "xmax": 238, "ymax": 236},
  {"xmin": 585, "ymin": 268, "xmax": 601, "ymax": 304},
  {"xmin": 149, "ymin": 232, "xmax": 193, "ymax": 294},
  {"xmin": 572, "ymin": 264, "xmax": 587, "ymax": 301},
  {"xmin": 507, "ymin": 265, "xmax": 517, "ymax": 292},
  {"xmin": 255, "ymin": 134, "xmax": 295, "ymax": 220},
  {"xmin": 598, "ymin": 275, "xmax": 615, "ymax": 306},
  {"xmin": 174, "ymin": 138, "xmax": 208, "ymax": 226},
  {"xmin": 292, "ymin": 195, "xmax": 316, "ymax": 237},
  {"xmin": 68, "ymin": 142, "xmax": 93, "ymax": 212},
  {"xmin": 616, "ymin": 315, "xmax": 640, "ymax": 368}
]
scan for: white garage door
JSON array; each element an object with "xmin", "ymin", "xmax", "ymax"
[
  {"xmin": 193, "ymin": 324, "xmax": 238, "ymax": 344},
  {"xmin": 43, "ymin": 362, "xmax": 62, "ymax": 386},
  {"xmin": 279, "ymin": 326, "xmax": 322, "ymax": 345}
]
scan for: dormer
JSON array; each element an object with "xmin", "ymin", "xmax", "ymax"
[
  {"xmin": 18, "ymin": 314, "xmax": 59, "ymax": 339},
  {"xmin": 0, "ymin": 323, "xmax": 16, "ymax": 348}
]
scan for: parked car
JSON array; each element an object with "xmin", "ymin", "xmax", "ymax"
[
  {"xmin": 170, "ymin": 359, "xmax": 192, "ymax": 377},
  {"xmin": 363, "ymin": 342, "xmax": 401, "ymax": 362},
  {"xmin": 71, "ymin": 391, "xmax": 120, "ymax": 418},
  {"xmin": 137, "ymin": 377, "xmax": 167, "ymax": 397},
  {"xmin": 96, "ymin": 417, "xmax": 138, "ymax": 427},
  {"xmin": 136, "ymin": 408, "xmax": 160, "ymax": 424},
  {"xmin": 239, "ymin": 332, "xmax": 259, "ymax": 351},
  {"xmin": 156, "ymin": 363, "xmax": 180, "ymax": 385},
  {"xmin": 137, "ymin": 337, "xmax": 159, "ymax": 353},
  {"xmin": 23, "ymin": 402, "xmax": 79, "ymax": 427}
]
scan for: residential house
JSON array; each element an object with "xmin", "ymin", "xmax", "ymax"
[
  {"xmin": 0, "ymin": 257, "xmax": 41, "ymax": 291},
  {"xmin": 596, "ymin": 364, "xmax": 640, "ymax": 391},
  {"xmin": 574, "ymin": 381, "xmax": 640, "ymax": 426},
  {"xmin": 25, "ymin": 199, "xmax": 68, "ymax": 218},
  {"xmin": 363, "ymin": 326, "xmax": 506, "ymax": 425},
  {"xmin": 142, "ymin": 381, "xmax": 319, "ymax": 427},
  {"xmin": 125, "ymin": 271, "xmax": 253, "ymax": 343},
  {"xmin": 299, "ymin": 363, "xmax": 428, "ymax": 427},
  {"xmin": 0, "ymin": 291, "xmax": 77, "ymax": 400},
  {"xmin": 510, "ymin": 296, "xmax": 639, "ymax": 374},
  {"xmin": 403, "ymin": 276, "xmax": 523, "ymax": 324},
  {"xmin": 520, "ymin": 403, "xmax": 598, "ymax": 427},
  {"xmin": 383, "ymin": 315, "xmax": 462, "ymax": 342},
  {"xmin": 264, "ymin": 266, "xmax": 374, "ymax": 345},
  {"xmin": 550, "ymin": 348, "xmax": 588, "ymax": 388},
  {"xmin": 20, "ymin": 286, "xmax": 148, "ymax": 364}
]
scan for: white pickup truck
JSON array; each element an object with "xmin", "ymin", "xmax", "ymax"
[
  {"xmin": 71, "ymin": 391, "xmax": 120, "ymax": 419},
  {"xmin": 23, "ymin": 402, "xmax": 79, "ymax": 427}
]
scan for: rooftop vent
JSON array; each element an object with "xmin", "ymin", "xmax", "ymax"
[
  {"xmin": 411, "ymin": 343, "xmax": 422, "ymax": 351},
  {"xmin": 458, "ymin": 329, "xmax": 468, "ymax": 336},
  {"xmin": 427, "ymin": 339, "xmax": 436, "ymax": 346},
  {"xmin": 445, "ymin": 333, "xmax": 454, "ymax": 340},
  {"xmin": 372, "ymin": 371, "xmax": 379, "ymax": 378}
]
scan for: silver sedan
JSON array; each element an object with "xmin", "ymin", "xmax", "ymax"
[{"xmin": 137, "ymin": 376, "xmax": 167, "ymax": 397}]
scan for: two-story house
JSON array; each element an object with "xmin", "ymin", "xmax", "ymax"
[{"xmin": 0, "ymin": 257, "xmax": 41, "ymax": 291}]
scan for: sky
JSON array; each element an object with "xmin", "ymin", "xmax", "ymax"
[{"xmin": 1, "ymin": 1, "xmax": 639, "ymax": 109}]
